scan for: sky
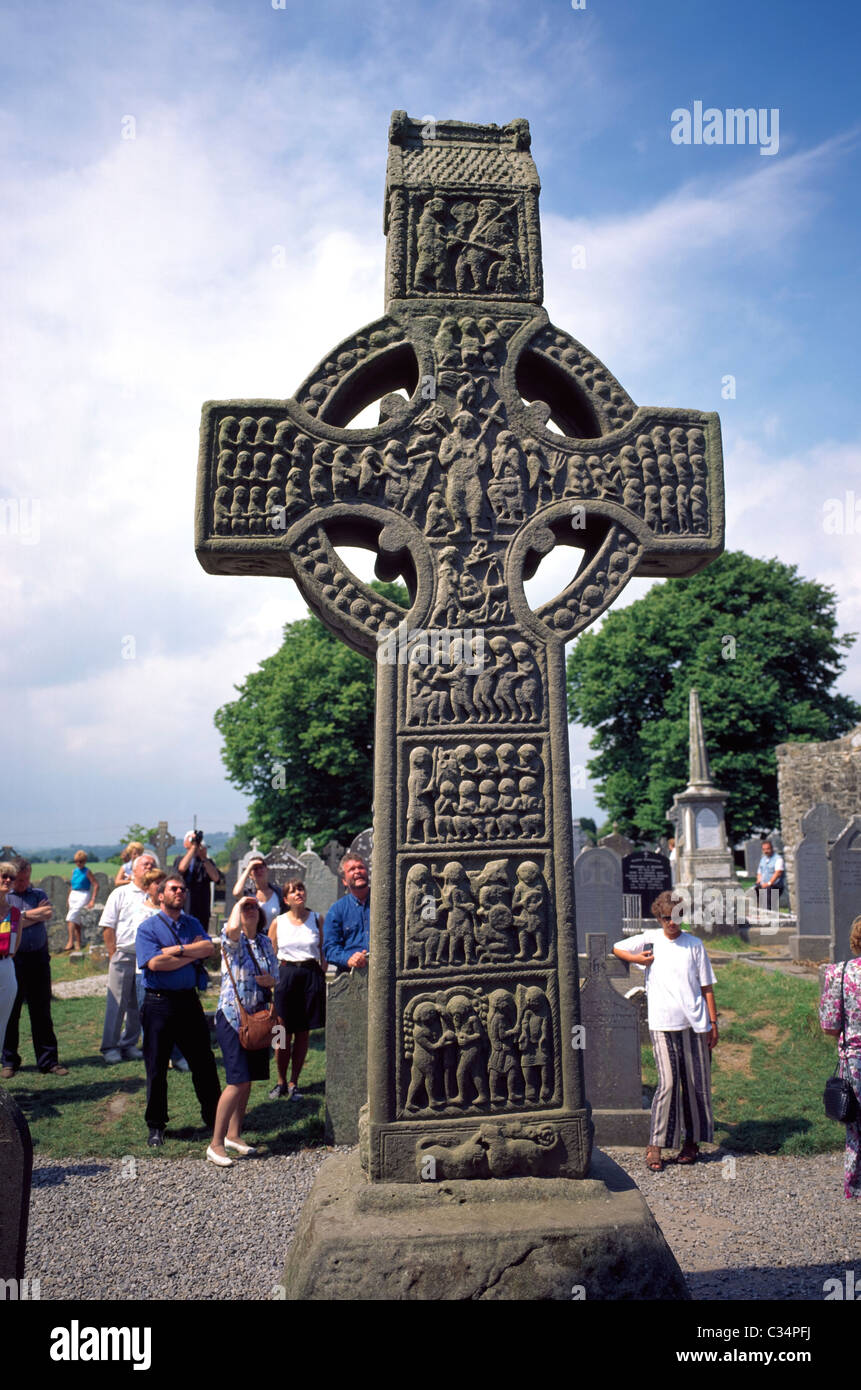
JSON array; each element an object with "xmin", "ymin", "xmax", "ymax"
[{"xmin": 2, "ymin": 0, "xmax": 860, "ymax": 848}]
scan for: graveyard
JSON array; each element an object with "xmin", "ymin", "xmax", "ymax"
[{"xmin": 4, "ymin": 3, "xmax": 861, "ymax": 1345}]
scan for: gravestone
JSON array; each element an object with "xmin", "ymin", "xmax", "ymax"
[
  {"xmin": 196, "ymin": 112, "xmax": 719, "ymax": 1298},
  {"xmin": 622, "ymin": 850, "xmax": 672, "ymax": 925},
  {"xmin": 348, "ymin": 827, "xmax": 374, "ymax": 875},
  {"xmin": 667, "ymin": 688, "xmax": 735, "ymax": 900},
  {"xmin": 829, "ymin": 817, "xmax": 861, "ymax": 962},
  {"xmin": 574, "ymin": 845, "xmax": 622, "ymax": 938},
  {"xmin": 321, "ymin": 840, "xmax": 346, "ymax": 877},
  {"xmin": 0, "ymin": 1087, "xmax": 33, "ymax": 1281},
  {"xmin": 324, "ymin": 968, "xmax": 370, "ymax": 1144},
  {"xmin": 598, "ymin": 828, "xmax": 635, "ymax": 860},
  {"xmin": 571, "ymin": 823, "xmax": 589, "ymax": 857},
  {"xmin": 743, "ymin": 836, "xmax": 763, "ymax": 878},
  {"xmin": 152, "ymin": 821, "xmax": 175, "ymax": 869},
  {"xmin": 579, "ymin": 934, "xmax": 649, "ymax": 1144},
  {"xmin": 793, "ymin": 803, "xmax": 845, "ymax": 962},
  {"xmin": 299, "ymin": 846, "xmax": 341, "ymax": 916},
  {"xmin": 263, "ymin": 838, "xmax": 305, "ymax": 895}
]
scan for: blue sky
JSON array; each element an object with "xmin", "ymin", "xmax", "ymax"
[{"xmin": 2, "ymin": 0, "xmax": 860, "ymax": 847}]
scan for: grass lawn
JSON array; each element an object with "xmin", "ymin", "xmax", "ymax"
[
  {"xmin": 641, "ymin": 961, "xmax": 842, "ymax": 1156},
  {"xmin": 29, "ymin": 861, "xmax": 119, "ymax": 880},
  {"xmin": 5, "ymin": 996, "xmax": 325, "ymax": 1159}
]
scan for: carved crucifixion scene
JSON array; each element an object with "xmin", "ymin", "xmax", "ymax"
[{"xmin": 196, "ymin": 112, "xmax": 724, "ymax": 1182}]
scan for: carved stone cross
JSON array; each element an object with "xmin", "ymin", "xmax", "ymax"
[
  {"xmin": 196, "ymin": 112, "xmax": 724, "ymax": 1182},
  {"xmin": 153, "ymin": 821, "xmax": 175, "ymax": 870}
]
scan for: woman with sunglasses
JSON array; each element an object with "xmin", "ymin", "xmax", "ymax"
[
  {"xmin": 233, "ymin": 856, "xmax": 282, "ymax": 929},
  {"xmin": 267, "ymin": 879, "xmax": 326, "ymax": 1101},
  {"xmin": 0, "ymin": 862, "xmax": 23, "ymax": 1056}
]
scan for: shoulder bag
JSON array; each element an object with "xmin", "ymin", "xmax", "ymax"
[
  {"xmin": 222, "ymin": 933, "xmax": 277, "ymax": 1051},
  {"xmin": 823, "ymin": 963, "xmax": 859, "ymax": 1124}
]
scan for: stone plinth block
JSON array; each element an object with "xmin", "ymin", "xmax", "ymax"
[
  {"xmin": 0, "ymin": 1087, "xmax": 33, "ymax": 1280},
  {"xmin": 324, "ymin": 969, "xmax": 369, "ymax": 1145},
  {"xmin": 283, "ymin": 1149, "xmax": 688, "ymax": 1300}
]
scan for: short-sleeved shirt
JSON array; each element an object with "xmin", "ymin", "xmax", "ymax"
[
  {"xmin": 614, "ymin": 929, "xmax": 716, "ymax": 1032},
  {"xmin": 99, "ymin": 882, "xmax": 154, "ymax": 952},
  {"xmin": 757, "ymin": 852, "xmax": 785, "ymax": 884},
  {"xmin": 819, "ymin": 958, "xmax": 861, "ymax": 1059},
  {"xmin": 7, "ymin": 886, "xmax": 49, "ymax": 954},
  {"xmin": 135, "ymin": 911, "xmax": 212, "ymax": 991}
]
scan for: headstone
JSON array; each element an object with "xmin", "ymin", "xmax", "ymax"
[
  {"xmin": 324, "ymin": 968, "xmax": 369, "ymax": 1144},
  {"xmin": 743, "ymin": 836, "xmax": 763, "ymax": 877},
  {"xmin": 574, "ymin": 846, "xmax": 622, "ymax": 938},
  {"xmin": 571, "ymin": 823, "xmax": 589, "ymax": 856},
  {"xmin": 579, "ymin": 934, "xmax": 649, "ymax": 1144},
  {"xmin": 93, "ymin": 872, "xmax": 111, "ymax": 904},
  {"xmin": 299, "ymin": 846, "xmax": 341, "ymax": 916},
  {"xmin": 598, "ymin": 827, "xmax": 635, "ymax": 859},
  {"xmin": 263, "ymin": 838, "xmax": 305, "ymax": 895},
  {"xmin": 777, "ymin": 724, "xmax": 861, "ymax": 901},
  {"xmin": 152, "ymin": 821, "xmax": 175, "ymax": 869},
  {"xmin": 622, "ymin": 851, "xmax": 672, "ymax": 924},
  {"xmin": 829, "ymin": 817, "xmax": 861, "ymax": 962},
  {"xmin": 793, "ymin": 803, "xmax": 845, "ymax": 961},
  {"xmin": 767, "ymin": 828, "xmax": 784, "ymax": 854},
  {"xmin": 667, "ymin": 688, "xmax": 735, "ymax": 901},
  {"xmin": 347, "ymin": 827, "xmax": 374, "ymax": 875},
  {"xmin": 197, "ymin": 110, "xmax": 719, "ymax": 1297},
  {"xmin": 0, "ymin": 1087, "xmax": 33, "ymax": 1281},
  {"xmin": 321, "ymin": 840, "xmax": 346, "ymax": 877}
]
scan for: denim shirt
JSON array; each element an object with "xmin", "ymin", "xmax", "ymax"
[{"xmin": 218, "ymin": 930, "xmax": 278, "ymax": 1033}]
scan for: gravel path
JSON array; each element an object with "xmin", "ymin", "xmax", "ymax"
[
  {"xmin": 23, "ymin": 1145, "xmax": 859, "ymax": 1300},
  {"xmin": 52, "ymin": 975, "xmax": 109, "ymax": 999}
]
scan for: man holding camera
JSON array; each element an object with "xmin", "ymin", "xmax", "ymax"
[{"xmin": 173, "ymin": 831, "xmax": 222, "ymax": 933}]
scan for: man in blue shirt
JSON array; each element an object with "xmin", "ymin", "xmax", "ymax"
[
  {"xmin": 135, "ymin": 872, "xmax": 220, "ymax": 1147},
  {"xmin": 756, "ymin": 840, "xmax": 786, "ymax": 900},
  {"xmin": 1, "ymin": 859, "xmax": 68, "ymax": 1077},
  {"xmin": 323, "ymin": 856, "xmax": 370, "ymax": 974}
]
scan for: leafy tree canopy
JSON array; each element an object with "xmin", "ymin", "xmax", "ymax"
[
  {"xmin": 215, "ymin": 581, "xmax": 408, "ymax": 849},
  {"xmin": 565, "ymin": 550, "xmax": 861, "ymax": 841}
]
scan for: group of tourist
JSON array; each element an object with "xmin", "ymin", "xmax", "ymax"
[
  {"xmin": 0, "ymin": 840, "xmax": 372, "ymax": 1169},
  {"xmin": 1, "ymin": 834, "xmax": 859, "ymax": 1198}
]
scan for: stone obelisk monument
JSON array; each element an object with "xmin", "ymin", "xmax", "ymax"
[{"xmin": 196, "ymin": 113, "xmax": 724, "ymax": 1298}]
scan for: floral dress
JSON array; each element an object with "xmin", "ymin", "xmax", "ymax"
[{"xmin": 819, "ymin": 957, "xmax": 861, "ymax": 1199}]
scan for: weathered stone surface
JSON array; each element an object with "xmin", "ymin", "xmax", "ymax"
[
  {"xmin": 299, "ymin": 847, "xmax": 340, "ymax": 916},
  {"xmin": 743, "ymin": 836, "xmax": 762, "ymax": 877},
  {"xmin": 793, "ymin": 803, "xmax": 845, "ymax": 961},
  {"xmin": 283, "ymin": 1148, "xmax": 688, "ymax": 1300},
  {"xmin": 778, "ymin": 724, "xmax": 861, "ymax": 902},
  {"xmin": 598, "ymin": 828, "xmax": 635, "ymax": 859},
  {"xmin": 574, "ymin": 846, "xmax": 622, "ymax": 939},
  {"xmin": 347, "ymin": 827, "xmax": 374, "ymax": 873},
  {"xmin": 580, "ymin": 934, "xmax": 649, "ymax": 1144},
  {"xmin": 195, "ymin": 111, "xmax": 723, "ymax": 1189},
  {"xmin": 0, "ymin": 1087, "xmax": 33, "ymax": 1280},
  {"xmin": 324, "ymin": 969, "xmax": 369, "ymax": 1145},
  {"xmin": 829, "ymin": 817, "xmax": 861, "ymax": 963},
  {"xmin": 667, "ymin": 689, "xmax": 735, "ymax": 903}
]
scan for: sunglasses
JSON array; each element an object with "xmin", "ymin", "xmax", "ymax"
[{"xmin": 0, "ymin": 872, "xmax": 15, "ymax": 881}]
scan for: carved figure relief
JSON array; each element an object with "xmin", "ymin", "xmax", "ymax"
[
  {"xmin": 410, "ymin": 193, "xmax": 526, "ymax": 298},
  {"xmin": 406, "ymin": 742, "xmax": 546, "ymax": 844},
  {"xmin": 406, "ymin": 633, "xmax": 542, "ymax": 727},
  {"xmin": 402, "ymin": 983, "xmax": 554, "ymax": 1115},
  {"xmin": 414, "ymin": 1120, "xmax": 563, "ymax": 1180},
  {"xmin": 402, "ymin": 856, "xmax": 551, "ymax": 971}
]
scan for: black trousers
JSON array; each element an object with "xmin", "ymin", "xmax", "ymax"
[
  {"xmin": 141, "ymin": 989, "xmax": 220, "ymax": 1130},
  {"xmin": 2, "ymin": 947, "xmax": 59, "ymax": 1071}
]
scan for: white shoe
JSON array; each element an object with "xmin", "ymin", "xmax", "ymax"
[
  {"xmin": 102, "ymin": 1049, "xmax": 123, "ymax": 1064},
  {"xmin": 224, "ymin": 1138, "xmax": 256, "ymax": 1156},
  {"xmin": 169, "ymin": 1056, "xmax": 190, "ymax": 1071},
  {"xmin": 206, "ymin": 1146, "xmax": 233, "ymax": 1167}
]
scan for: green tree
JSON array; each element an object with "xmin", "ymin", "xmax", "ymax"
[
  {"xmin": 566, "ymin": 551, "xmax": 861, "ymax": 840},
  {"xmin": 215, "ymin": 582, "xmax": 408, "ymax": 848}
]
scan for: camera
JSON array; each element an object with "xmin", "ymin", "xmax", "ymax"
[{"xmin": 191, "ymin": 829, "xmax": 204, "ymax": 846}]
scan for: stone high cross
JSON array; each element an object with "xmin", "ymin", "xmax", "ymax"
[{"xmin": 196, "ymin": 113, "xmax": 724, "ymax": 1182}]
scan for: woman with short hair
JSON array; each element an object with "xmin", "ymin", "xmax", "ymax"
[
  {"xmin": 232, "ymin": 856, "xmax": 282, "ymax": 928},
  {"xmin": 65, "ymin": 850, "xmax": 97, "ymax": 951},
  {"xmin": 819, "ymin": 915, "xmax": 861, "ymax": 1199}
]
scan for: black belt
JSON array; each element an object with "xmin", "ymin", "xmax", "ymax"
[
  {"xmin": 144, "ymin": 988, "xmax": 197, "ymax": 998},
  {"xmin": 280, "ymin": 958, "xmax": 318, "ymax": 968}
]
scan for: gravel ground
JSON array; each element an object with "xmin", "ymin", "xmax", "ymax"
[
  {"xmin": 52, "ymin": 975, "xmax": 109, "ymax": 999},
  {"xmin": 23, "ymin": 1144, "xmax": 860, "ymax": 1300}
]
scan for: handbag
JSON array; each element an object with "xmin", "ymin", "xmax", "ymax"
[
  {"xmin": 823, "ymin": 963, "xmax": 859, "ymax": 1124},
  {"xmin": 222, "ymin": 934, "xmax": 277, "ymax": 1051}
]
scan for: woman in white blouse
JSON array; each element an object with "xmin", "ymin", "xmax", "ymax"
[
  {"xmin": 267, "ymin": 879, "xmax": 326, "ymax": 1100},
  {"xmin": 233, "ymin": 856, "xmax": 282, "ymax": 929}
]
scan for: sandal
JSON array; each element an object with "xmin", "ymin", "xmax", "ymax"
[
  {"xmin": 645, "ymin": 1145, "xmax": 663, "ymax": 1172},
  {"xmin": 677, "ymin": 1141, "xmax": 699, "ymax": 1165}
]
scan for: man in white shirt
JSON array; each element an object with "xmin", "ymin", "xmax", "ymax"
[
  {"xmin": 755, "ymin": 840, "xmax": 785, "ymax": 899},
  {"xmin": 613, "ymin": 889, "xmax": 719, "ymax": 1173},
  {"xmin": 99, "ymin": 853, "xmax": 157, "ymax": 1062}
]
